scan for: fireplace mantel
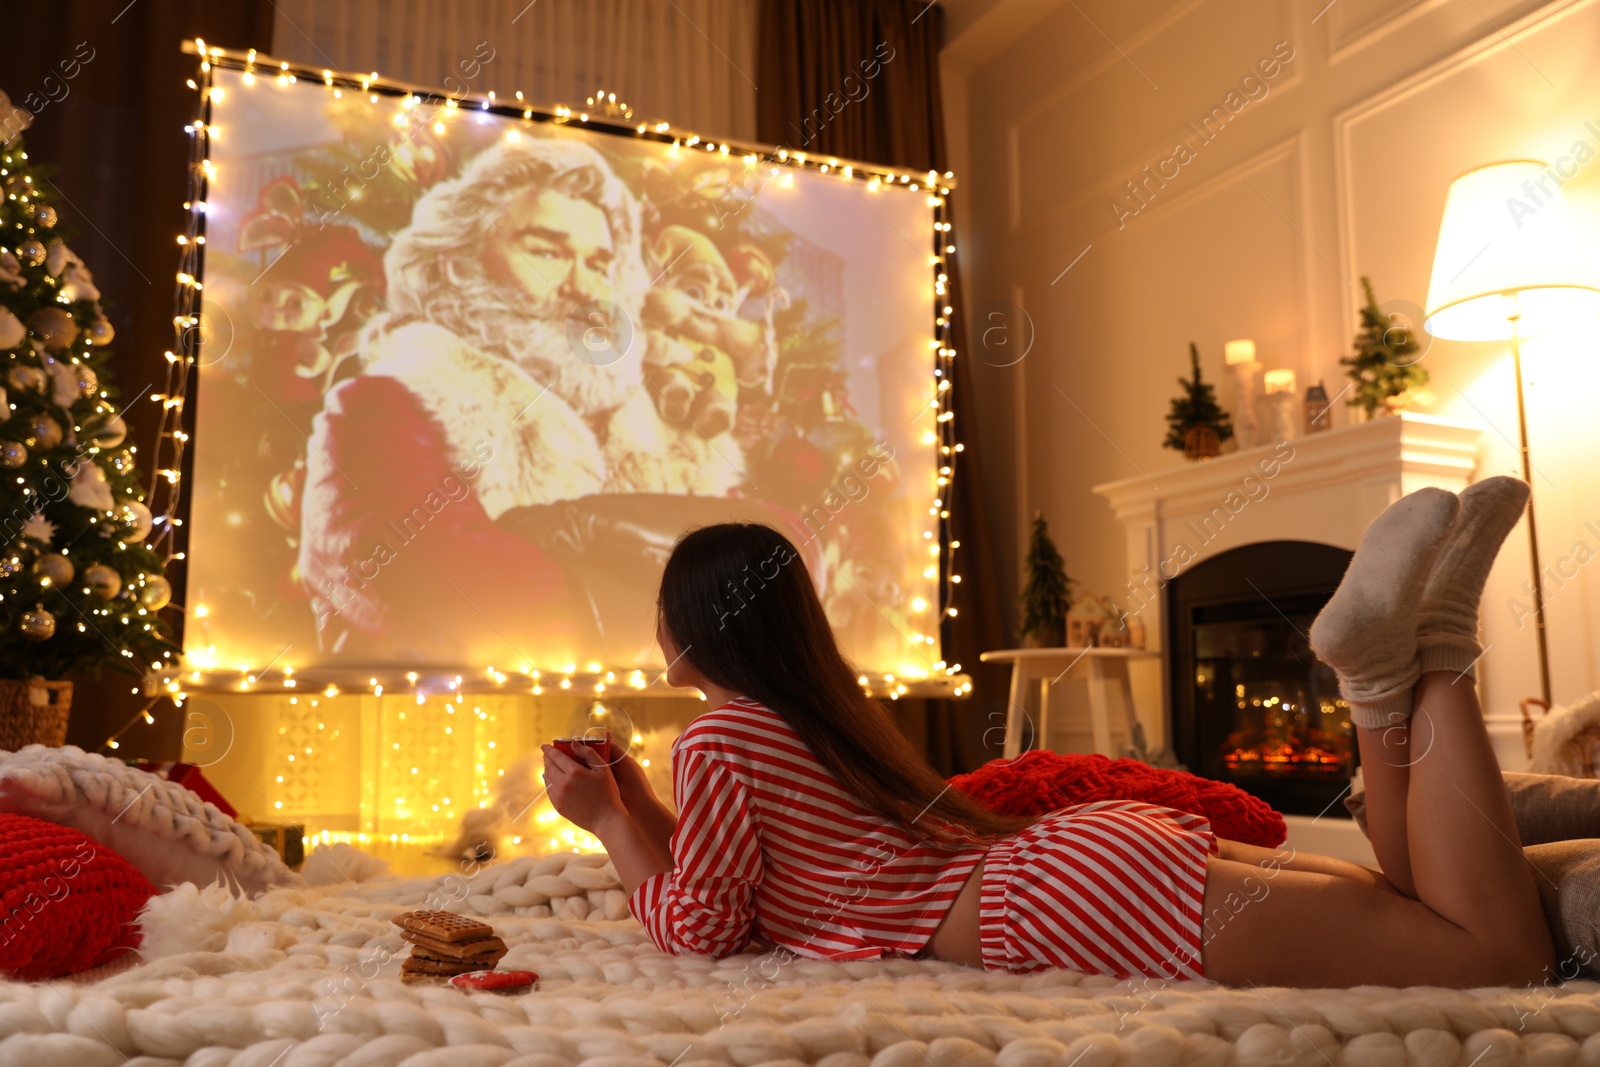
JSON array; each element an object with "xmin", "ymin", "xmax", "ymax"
[
  {"xmin": 1091, "ymin": 413, "xmax": 1485, "ymax": 861},
  {"xmin": 1094, "ymin": 413, "xmax": 1482, "ymax": 580}
]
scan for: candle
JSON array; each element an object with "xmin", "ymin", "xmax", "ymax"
[
  {"xmin": 1224, "ymin": 339, "xmax": 1257, "ymax": 365},
  {"xmin": 1264, "ymin": 369, "xmax": 1297, "ymax": 394}
]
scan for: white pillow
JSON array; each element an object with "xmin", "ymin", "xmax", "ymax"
[{"xmin": 0, "ymin": 744, "xmax": 302, "ymax": 896}]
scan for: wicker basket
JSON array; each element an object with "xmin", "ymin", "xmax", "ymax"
[{"xmin": 0, "ymin": 679, "xmax": 73, "ymax": 751}]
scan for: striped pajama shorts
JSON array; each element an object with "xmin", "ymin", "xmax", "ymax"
[{"xmin": 978, "ymin": 800, "xmax": 1218, "ymax": 980}]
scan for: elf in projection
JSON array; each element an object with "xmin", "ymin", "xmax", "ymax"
[{"xmin": 296, "ymin": 136, "xmax": 816, "ymax": 668}]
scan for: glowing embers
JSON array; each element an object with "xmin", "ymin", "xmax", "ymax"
[{"xmin": 1219, "ymin": 685, "xmax": 1351, "ymax": 778}]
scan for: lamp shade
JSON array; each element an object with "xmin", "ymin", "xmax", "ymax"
[{"xmin": 1424, "ymin": 160, "xmax": 1600, "ymax": 340}]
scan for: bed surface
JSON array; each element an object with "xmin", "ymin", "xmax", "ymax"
[{"xmin": 3, "ymin": 846, "xmax": 1599, "ymax": 1067}]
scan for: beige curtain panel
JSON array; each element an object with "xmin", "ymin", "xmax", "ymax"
[{"xmin": 270, "ymin": 0, "xmax": 759, "ymax": 143}]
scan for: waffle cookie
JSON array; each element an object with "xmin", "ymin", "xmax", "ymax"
[
  {"xmin": 400, "ymin": 930, "xmax": 508, "ymax": 964},
  {"xmin": 401, "ymin": 954, "xmax": 483, "ymax": 977},
  {"xmin": 391, "ymin": 909, "xmax": 496, "ymax": 943}
]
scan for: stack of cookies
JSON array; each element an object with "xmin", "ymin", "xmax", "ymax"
[{"xmin": 391, "ymin": 909, "xmax": 508, "ymax": 984}]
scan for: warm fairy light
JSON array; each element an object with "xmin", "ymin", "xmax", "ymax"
[{"xmin": 154, "ymin": 42, "xmax": 967, "ymax": 712}]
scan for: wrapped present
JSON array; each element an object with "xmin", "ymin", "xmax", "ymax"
[
  {"xmin": 131, "ymin": 760, "xmax": 237, "ymax": 818},
  {"xmin": 244, "ymin": 820, "xmax": 305, "ymax": 868}
]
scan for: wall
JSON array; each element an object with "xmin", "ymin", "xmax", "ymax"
[{"xmin": 944, "ymin": 0, "xmax": 1600, "ymax": 761}]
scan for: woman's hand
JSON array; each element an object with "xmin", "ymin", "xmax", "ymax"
[
  {"xmin": 605, "ymin": 738, "xmax": 660, "ymax": 813},
  {"xmin": 541, "ymin": 743, "xmax": 628, "ymax": 833}
]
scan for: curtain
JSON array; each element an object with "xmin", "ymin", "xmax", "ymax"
[
  {"xmin": 758, "ymin": 0, "xmax": 1012, "ymax": 776},
  {"xmin": 756, "ymin": 0, "xmax": 945, "ymax": 171},
  {"xmin": 5, "ymin": 0, "xmax": 276, "ymax": 758},
  {"xmin": 270, "ymin": 0, "xmax": 759, "ymax": 143}
]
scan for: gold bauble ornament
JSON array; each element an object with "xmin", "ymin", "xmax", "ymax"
[
  {"xmin": 119, "ymin": 500, "xmax": 153, "ymax": 543},
  {"xmin": 26, "ymin": 415, "xmax": 61, "ymax": 450},
  {"xmin": 27, "ymin": 307, "xmax": 78, "ymax": 353},
  {"xmin": 32, "ymin": 552, "xmax": 73, "ymax": 586},
  {"xmin": 16, "ymin": 238, "xmax": 45, "ymax": 267},
  {"xmin": 84, "ymin": 317, "xmax": 113, "ymax": 346},
  {"xmin": 84, "ymin": 563, "xmax": 121, "ymax": 601},
  {"xmin": 138, "ymin": 574, "xmax": 172, "ymax": 611},
  {"xmin": 0, "ymin": 441, "xmax": 26, "ymax": 468},
  {"xmin": 74, "ymin": 365, "xmax": 97, "ymax": 398},
  {"xmin": 7, "ymin": 365, "xmax": 45, "ymax": 393},
  {"xmin": 34, "ymin": 204, "xmax": 57, "ymax": 229},
  {"xmin": 20, "ymin": 605, "xmax": 55, "ymax": 641}
]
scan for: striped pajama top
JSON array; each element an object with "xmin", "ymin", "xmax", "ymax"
[
  {"xmin": 628, "ymin": 697, "xmax": 1219, "ymax": 976},
  {"xmin": 628, "ymin": 697, "xmax": 990, "ymax": 961}
]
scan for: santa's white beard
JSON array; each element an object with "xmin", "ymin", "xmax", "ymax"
[{"xmin": 406, "ymin": 282, "xmax": 644, "ymax": 418}]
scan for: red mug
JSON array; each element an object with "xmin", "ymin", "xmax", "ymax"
[{"xmin": 551, "ymin": 732, "xmax": 610, "ymax": 760}]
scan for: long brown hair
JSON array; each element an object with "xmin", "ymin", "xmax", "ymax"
[{"xmin": 658, "ymin": 522, "xmax": 1037, "ymax": 846}]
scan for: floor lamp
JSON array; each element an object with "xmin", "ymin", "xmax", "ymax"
[{"xmin": 1423, "ymin": 160, "xmax": 1600, "ymax": 706}]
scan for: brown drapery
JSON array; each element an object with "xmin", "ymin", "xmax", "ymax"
[
  {"xmin": 758, "ymin": 0, "xmax": 1013, "ymax": 775},
  {"xmin": 6, "ymin": 0, "xmax": 275, "ymax": 757}
]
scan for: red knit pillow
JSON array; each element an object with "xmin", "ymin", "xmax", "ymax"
[
  {"xmin": 0, "ymin": 812, "xmax": 156, "ymax": 980},
  {"xmin": 948, "ymin": 750, "xmax": 1288, "ymax": 847}
]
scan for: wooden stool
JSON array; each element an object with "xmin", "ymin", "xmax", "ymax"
[{"xmin": 979, "ymin": 648, "xmax": 1159, "ymax": 759}]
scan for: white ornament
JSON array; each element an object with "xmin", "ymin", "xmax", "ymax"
[
  {"xmin": 20, "ymin": 512, "xmax": 56, "ymax": 545},
  {"xmin": 44, "ymin": 239, "xmax": 68, "ymax": 277},
  {"xmin": 91, "ymin": 414, "xmax": 126, "ymax": 448},
  {"xmin": 120, "ymin": 500, "xmax": 153, "ymax": 543},
  {"xmin": 0, "ymin": 308, "xmax": 23, "ymax": 350},
  {"xmin": 68, "ymin": 460, "xmax": 113, "ymax": 511},
  {"xmin": 45, "ymin": 357, "xmax": 78, "ymax": 408},
  {"xmin": 0, "ymin": 90, "xmax": 32, "ymax": 149},
  {"xmin": 0, "ymin": 250, "xmax": 22, "ymax": 291},
  {"xmin": 57, "ymin": 244, "xmax": 99, "ymax": 303}
]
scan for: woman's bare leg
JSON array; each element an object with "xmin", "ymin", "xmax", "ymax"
[
  {"xmin": 1201, "ymin": 854, "xmax": 1547, "ymax": 988},
  {"xmin": 1402, "ymin": 671, "xmax": 1550, "ymax": 948},
  {"xmin": 1209, "ymin": 673, "xmax": 1551, "ymax": 987},
  {"xmin": 1354, "ymin": 717, "xmax": 1417, "ymax": 897}
]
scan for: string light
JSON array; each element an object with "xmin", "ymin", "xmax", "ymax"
[{"xmin": 151, "ymin": 42, "xmax": 971, "ymax": 721}]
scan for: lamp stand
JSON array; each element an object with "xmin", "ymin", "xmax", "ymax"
[{"xmin": 1508, "ymin": 313, "xmax": 1553, "ymax": 707}]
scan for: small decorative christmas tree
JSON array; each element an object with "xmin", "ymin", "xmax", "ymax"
[
  {"xmin": 1342, "ymin": 276, "xmax": 1428, "ymax": 418},
  {"xmin": 0, "ymin": 91, "xmax": 178, "ymax": 683},
  {"xmin": 1163, "ymin": 343, "xmax": 1234, "ymax": 460},
  {"xmin": 1017, "ymin": 512, "xmax": 1072, "ymax": 647}
]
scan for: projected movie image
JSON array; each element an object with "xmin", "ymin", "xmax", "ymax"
[{"xmin": 186, "ymin": 68, "xmax": 939, "ymax": 680}]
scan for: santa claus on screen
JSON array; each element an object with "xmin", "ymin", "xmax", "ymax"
[{"xmin": 297, "ymin": 136, "xmax": 814, "ymax": 667}]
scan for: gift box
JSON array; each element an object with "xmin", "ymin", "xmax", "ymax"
[{"xmin": 131, "ymin": 760, "xmax": 237, "ymax": 819}]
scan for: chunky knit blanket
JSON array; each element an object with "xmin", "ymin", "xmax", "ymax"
[{"xmin": 1, "ymin": 845, "xmax": 1597, "ymax": 1066}]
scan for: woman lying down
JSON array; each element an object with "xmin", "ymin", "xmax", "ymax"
[{"xmin": 541, "ymin": 479, "xmax": 1554, "ymax": 988}]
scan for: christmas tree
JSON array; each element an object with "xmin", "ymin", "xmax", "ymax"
[
  {"xmin": 0, "ymin": 92, "xmax": 178, "ymax": 681},
  {"xmin": 1017, "ymin": 512, "xmax": 1071, "ymax": 647},
  {"xmin": 1341, "ymin": 276, "xmax": 1428, "ymax": 418},
  {"xmin": 1163, "ymin": 342, "xmax": 1234, "ymax": 456}
]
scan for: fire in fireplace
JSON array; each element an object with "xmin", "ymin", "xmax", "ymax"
[{"xmin": 1166, "ymin": 541, "xmax": 1356, "ymax": 817}]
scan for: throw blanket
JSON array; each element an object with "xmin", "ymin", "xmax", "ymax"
[
  {"xmin": 948, "ymin": 750, "xmax": 1288, "ymax": 847},
  {"xmin": 0, "ymin": 846, "xmax": 1591, "ymax": 1067}
]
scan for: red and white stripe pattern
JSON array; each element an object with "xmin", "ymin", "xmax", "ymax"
[
  {"xmin": 629, "ymin": 699, "xmax": 1218, "ymax": 977},
  {"xmin": 629, "ymin": 698, "xmax": 989, "ymax": 961},
  {"xmin": 978, "ymin": 801, "xmax": 1216, "ymax": 980}
]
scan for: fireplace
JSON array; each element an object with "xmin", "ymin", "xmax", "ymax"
[{"xmin": 1165, "ymin": 540, "xmax": 1356, "ymax": 817}]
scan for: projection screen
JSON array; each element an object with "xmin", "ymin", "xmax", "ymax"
[{"xmin": 184, "ymin": 64, "xmax": 942, "ymax": 686}]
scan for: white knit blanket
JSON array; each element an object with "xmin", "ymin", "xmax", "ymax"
[{"xmin": 3, "ymin": 846, "xmax": 1600, "ymax": 1067}]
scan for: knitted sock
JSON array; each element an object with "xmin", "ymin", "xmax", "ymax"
[
  {"xmin": 1416, "ymin": 475, "xmax": 1530, "ymax": 676},
  {"xmin": 1307, "ymin": 487, "xmax": 1460, "ymax": 728}
]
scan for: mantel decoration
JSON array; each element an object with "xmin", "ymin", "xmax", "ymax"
[
  {"xmin": 0, "ymin": 91, "xmax": 179, "ymax": 749},
  {"xmin": 1017, "ymin": 512, "xmax": 1071, "ymax": 647},
  {"xmin": 1164, "ymin": 342, "xmax": 1234, "ymax": 460},
  {"xmin": 1342, "ymin": 275, "xmax": 1429, "ymax": 418}
]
